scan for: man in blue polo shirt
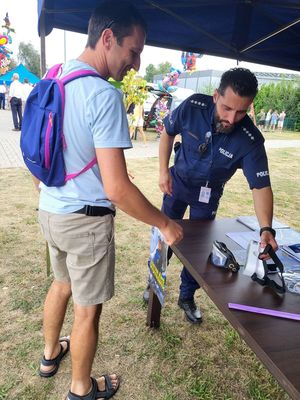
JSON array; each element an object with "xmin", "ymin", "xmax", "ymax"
[{"xmin": 143, "ymin": 68, "xmax": 278, "ymax": 324}]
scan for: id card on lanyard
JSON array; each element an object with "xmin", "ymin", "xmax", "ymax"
[{"xmin": 199, "ymin": 182, "xmax": 211, "ymax": 203}]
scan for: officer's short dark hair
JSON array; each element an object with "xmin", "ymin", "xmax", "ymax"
[
  {"xmin": 86, "ymin": 0, "xmax": 147, "ymax": 49},
  {"xmin": 218, "ymin": 68, "xmax": 258, "ymax": 98}
]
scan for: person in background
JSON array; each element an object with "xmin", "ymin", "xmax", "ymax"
[
  {"xmin": 34, "ymin": 2, "xmax": 183, "ymax": 399},
  {"xmin": 22, "ymin": 78, "xmax": 33, "ymax": 105},
  {"xmin": 0, "ymin": 81, "xmax": 6, "ymax": 109},
  {"xmin": 277, "ymin": 110, "xmax": 286, "ymax": 131},
  {"xmin": 8, "ymin": 73, "xmax": 23, "ymax": 131},
  {"xmin": 257, "ymin": 108, "xmax": 265, "ymax": 130},
  {"xmin": 270, "ymin": 110, "xmax": 279, "ymax": 131},
  {"xmin": 264, "ymin": 108, "xmax": 272, "ymax": 131},
  {"xmin": 130, "ymin": 102, "xmax": 147, "ymax": 145},
  {"xmin": 143, "ymin": 68, "xmax": 278, "ymax": 325}
]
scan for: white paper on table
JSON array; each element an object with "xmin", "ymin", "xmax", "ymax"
[
  {"xmin": 226, "ymin": 231, "xmax": 260, "ymax": 249},
  {"xmin": 237, "ymin": 216, "xmax": 290, "ymax": 231},
  {"xmin": 275, "ymin": 229, "xmax": 300, "ymax": 246},
  {"xmin": 226, "ymin": 228, "xmax": 300, "ymax": 249}
]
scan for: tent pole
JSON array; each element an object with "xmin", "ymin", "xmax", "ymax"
[
  {"xmin": 241, "ymin": 18, "xmax": 300, "ymax": 53},
  {"xmin": 40, "ymin": 8, "xmax": 46, "ymax": 76}
]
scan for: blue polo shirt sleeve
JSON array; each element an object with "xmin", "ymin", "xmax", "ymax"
[
  {"xmin": 241, "ymin": 143, "xmax": 271, "ymax": 189},
  {"xmin": 87, "ymin": 87, "xmax": 132, "ymax": 149}
]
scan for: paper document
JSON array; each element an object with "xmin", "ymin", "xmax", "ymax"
[
  {"xmin": 226, "ymin": 231, "xmax": 260, "ymax": 249},
  {"xmin": 227, "ymin": 228, "xmax": 300, "ymax": 249},
  {"xmin": 277, "ymin": 248, "xmax": 300, "ymax": 271},
  {"xmin": 275, "ymin": 229, "xmax": 300, "ymax": 246},
  {"xmin": 237, "ymin": 215, "xmax": 289, "ymax": 231},
  {"xmin": 281, "ymin": 244, "xmax": 300, "ymax": 262}
]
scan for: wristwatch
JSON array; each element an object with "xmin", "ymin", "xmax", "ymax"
[{"xmin": 260, "ymin": 226, "xmax": 276, "ymax": 238}]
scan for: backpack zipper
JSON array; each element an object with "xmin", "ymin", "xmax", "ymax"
[{"xmin": 45, "ymin": 112, "xmax": 53, "ymax": 169}]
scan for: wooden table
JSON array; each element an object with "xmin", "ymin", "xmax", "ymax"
[{"xmin": 146, "ymin": 218, "xmax": 300, "ymax": 400}]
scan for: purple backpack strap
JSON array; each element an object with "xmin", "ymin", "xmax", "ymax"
[
  {"xmin": 65, "ymin": 158, "xmax": 98, "ymax": 182},
  {"xmin": 46, "ymin": 63, "xmax": 63, "ymax": 79},
  {"xmin": 61, "ymin": 70, "xmax": 101, "ymax": 85},
  {"xmin": 60, "ymin": 69, "xmax": 101, "ymax": 182},
  {"xmin": 47, "ymin": 67, "xmax": 101, "ymax": 182},
  {"xmin": 56, "ymin": 69, "xmax": 102, "ymax": 127}
]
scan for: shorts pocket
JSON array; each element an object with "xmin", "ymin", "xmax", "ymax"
[{"xmin": 65, "ymin": 233, "xmax": 94, "ymax": 267}]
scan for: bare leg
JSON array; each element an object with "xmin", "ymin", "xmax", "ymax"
[
  {"xmin": 41, "ymin": 280, "xmax": 72, "ymax": 373},
  {"xmin": 137, "ymin": 126, "xmax": 147, "ymax": 145},
  {"xmin": 70, "ymin": 303, "xmax": 119, "ymax": 395},
  {"xmin": 129, "ymin": 126, "xmax": 134, "ymax": 140}
]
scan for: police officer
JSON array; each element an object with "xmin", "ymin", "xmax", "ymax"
[{"xmin": 143, "ymin": 68, "xmax": 278, "ymax": 324}]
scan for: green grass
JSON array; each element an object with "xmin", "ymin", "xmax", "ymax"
[
  {"xmin": 261, "ymin": 129, "xmax": 300, "ymax": 140},
  {"xmin": 0, "ymin": 145, "xmax": 299, "ymax": 399}
]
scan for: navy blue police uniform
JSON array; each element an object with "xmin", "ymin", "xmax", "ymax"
[{"xmin": 163, "ymin": 93, "xmax": 271, "ymax": 300}]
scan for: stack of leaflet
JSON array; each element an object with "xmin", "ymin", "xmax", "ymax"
[
  {"xmin": 281, "ymin": 244, "xmax": 300, "ymax": 263},
  {"xmin": 280, "ymin": 243, "xmax": 300, "ymax": 294}
]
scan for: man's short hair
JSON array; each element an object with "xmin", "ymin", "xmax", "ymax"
[
  {"xmin": 86, "ymin": 0, "xmax": 147, "ymax": 49},
  {"xmin": 218, "ymin": 68, "xmax": 258, "ymax": 99},
  {"xmin": 13, "ymin": 73, "xmax": 19, "ymax": 80},
  {"xmin": 24, "ymin": 78, "xmax": 29, "ymax": 84}
]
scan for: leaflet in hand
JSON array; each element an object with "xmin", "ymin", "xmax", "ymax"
[{"xmin": 148, "ymin": 226, "xmax": 168, "ymax": 306}]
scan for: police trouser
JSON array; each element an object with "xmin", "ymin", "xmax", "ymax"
[
  {"xmin": 0, "ymin": 93, "xmax": 5, "ymax": 109},
  {"xmin": 162, "ymin": 167, "xmax": 223, "ymax": 300},
  {"xmin": 10, "ymin": 97, "xmax": 22, "ymax": 129}
]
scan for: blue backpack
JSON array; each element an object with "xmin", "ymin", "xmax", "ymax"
[{"xmin": 20, "ymin": 64, "xmax": 101, "ymax": 187}]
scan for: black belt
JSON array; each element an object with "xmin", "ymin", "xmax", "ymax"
[{"xmin": 73, "ymin": 205, "xmax": 115, "ymax": 217}]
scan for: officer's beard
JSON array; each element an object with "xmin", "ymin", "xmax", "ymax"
[{"xmin": 214, "ymin": 112, "xmax": 235, "ymax": 134}]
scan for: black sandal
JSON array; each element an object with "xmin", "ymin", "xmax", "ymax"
[
  {"xmin": 39, "ymin": 336, "xmax": 70, "ymax": 378},
  {"xmin": 66, "ymin": 375, "xmax": 120, "ymax": 400}
]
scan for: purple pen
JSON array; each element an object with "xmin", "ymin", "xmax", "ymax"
[{"xmin": 228, "ymin": 303, "xmax": 300, "ymax": 321}]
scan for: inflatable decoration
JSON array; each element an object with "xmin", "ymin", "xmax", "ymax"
[
  {"xmin": 0, "ymin": 55, "xmax": 10, "ymax": 74},
  {"xmin": 158, "ymin": 67, "xmax": 181, "ymax": 94},
  {"xmin": 0, "ymin": 35, "xmax": 8, "ymax": 46},
  {"xmin": 0, "ymin": 13, "xmax": 15, "ymax": 75},
  {"xmin": 181, "ymin": 51, "xmax": 203, "ymax": 72},
  {"xmin": 154, "ymin": 98, "xmax": 169, "ymax": 134},
  {"xmin": 2, "ymin": 12, "xmax": 15, "ymax": 33}
]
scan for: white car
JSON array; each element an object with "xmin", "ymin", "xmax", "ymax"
[
  {"xmin": 143, "ymin": 84, "xmax": 195, "ymax": 128},
  {"xmin": 169, "ymin": 87, "xmax": 195, "ymax": 111}
]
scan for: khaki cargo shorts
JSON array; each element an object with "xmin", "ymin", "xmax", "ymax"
[{"xmin": 39, "ymin": 210, "xmax": 115, "ymax": 306}]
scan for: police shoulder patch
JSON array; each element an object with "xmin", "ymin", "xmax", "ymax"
[
  {"xmin": 241, "ymin": 125, "xmax": 256, "ymax": 142},
  {"xmin": 240, "ymin": 115, "xmax": 264, "ymax": 143},
  {"xmin": 189, "ymin": 94, "xmax": 210, "ymax": 109}
]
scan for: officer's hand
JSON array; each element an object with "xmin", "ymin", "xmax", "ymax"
[
  {"xmin": 160, "ymin": 219, "xmax": 183, "ymax": 246},
  {"xmin": 159, "ymin": 170, "xmax": 172, "ymax": 195},
  {"xmin": 259, "ymin": 231, "xmax": 278, "ymax": 260}
]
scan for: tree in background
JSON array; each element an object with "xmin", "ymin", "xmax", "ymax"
[
  {"xmin": 254, "ymin": 79, "xmax": 300, "ymax": 131},
  {"xmin": 7, "ymin": 58, "xmax": 17, "ymax": 71},
  {"xmin": 121, "ymin": 69, "xmax": 148, "ymax": 111},
  {"xmin": 144, "ymin": 61, "xmax": 172, "ymax": 82},
  {"xmin": 18, "ymin": 42, "xmax": 41, "ymax": 77}
]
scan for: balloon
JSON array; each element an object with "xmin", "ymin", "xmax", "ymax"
[
  {"xmin": 0, "ymin": 35, "xmax": 8, "ymax": 45},
  {"xmin": 0, "ymin": 14, "xmax": 15, "ymax": 76},
  {"xmin": 158, "ymin": 67, "xmax": 181, "ymax": 94},
  {"xmin": 181, "ymin": 51, "xmax": 203, "ymax": 71}
]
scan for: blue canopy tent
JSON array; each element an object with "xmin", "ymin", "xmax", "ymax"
[
  {"xmin": 0, "ymin": 63, "xmax": 40, "ymax": 85},
  {"xmin": 37, "ymin": 0, "xmax": 300, "ymax": 75}
]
